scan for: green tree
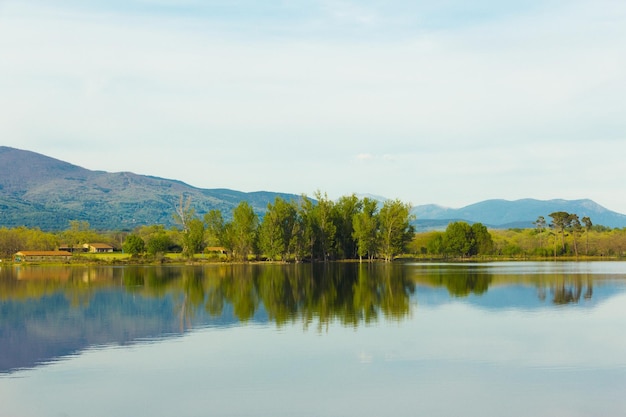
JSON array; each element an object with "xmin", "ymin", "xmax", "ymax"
[
  {"xmin": 378, "ymin": 199, "xmax": 415, "ymax": 262},
  {"xmin": 204, "ymin": 209, "xmax": 226, "ymax": 247},
  {"xmin": 230, "ymin": 201, "xmax": 259, "ymax": 261},
  {"xmin": 352, "ymin": 197, "xmax": 379, "ymax": 261},
  {"xmin": 146, "ymin": 232, "xmax": 172, "ymax": 255},
  {"xmin": 332, "ymin": 194, "xmax": 361, "ymax": 259},
  {"xmin": 549, "ymin": 211, "xmax": 570, "ymax": 253},
  {"xmin": 258, "ymin": 197, "xmax": 298, "ymax": 261},
  {"xmin": 534, "ymin": 216, "xmax": 547, "ymax": 251},
  {"xmin": 568, "ymin": 213, "xmax": 582, "ymax": 258},
  {"xmin": 313, "ymin": 191, "xmax": 336, "ymax": 262},
  {"xmin": 123, "ymin": 234, "xmax": 145, "ymax": 256},
  {"xmin": 471, "ymin": 223, "xmax": 493, "ymax": 255},
  {"xmin": 297, "ymin": 196, "xmax": 317, "ymax": 261},
  {"xmin": 62, "ymin": 220, "xmax": 99, "ymax": 250},
  {"xmin": 443, "ymin": 222, "xmax": 474, "ymax": 257},
  {"xmin": 184, "ymin": 218, "xmax": 205, "ymax": 256},
  {"xmin": 582, "ymin": 216, "xmax": 593, "ymax": 255},
  {"xmin": 425, "ymin": 232, "xmax": 444, "ymax": 255},
  {"xmin": 173, "ymin": 195, "xmax": 198, "ymax": 258}
]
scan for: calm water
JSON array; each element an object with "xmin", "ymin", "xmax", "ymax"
[{"xmin": 1, "ymin": 262, "xmax": 626, "ymax": 417}]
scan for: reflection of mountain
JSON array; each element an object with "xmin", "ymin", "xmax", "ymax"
[
  {"xmin": 1, "ymin": 263, "xmax": 625, "ymax": 374},
  {"xmin": 0, "ymin": 290, "xmax": 265, "ymax": 373}
]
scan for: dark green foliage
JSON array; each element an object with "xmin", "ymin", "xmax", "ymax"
[
  {"xmin": 123, "ymin": 234, "xmax": 145, "ymax": 256},
  {"xmin": 258, "ymin": 197, "xmax": 299, "ymax": 261},
  {"xmin": 146, "ymin": 233, "xmax": 172, "ymax": 255},
  {"xmin": 440, "ymin": 221, "xmax": 493, "ymax": 257}
]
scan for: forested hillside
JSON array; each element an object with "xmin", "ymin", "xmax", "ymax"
[{"xmin": 0, "ymin": 147, "xmax": 301, "ymax": 230}]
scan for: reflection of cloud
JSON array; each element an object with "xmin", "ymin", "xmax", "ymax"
[{"xmin": 358, "ymin": 350, "xmax": 373, "ymax": 363}]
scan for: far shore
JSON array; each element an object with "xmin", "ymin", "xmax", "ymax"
[{"xmin": 3, "ymin": 253, "xmax": 624, "ymax": 267}]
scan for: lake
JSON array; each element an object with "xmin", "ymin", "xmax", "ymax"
[{"xmin": 1, "ymin": 262, "xmax": 626, "ymax": 417}]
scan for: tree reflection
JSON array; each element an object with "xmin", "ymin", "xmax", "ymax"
[
  {"xmin": 0, "ymin": 264, "xmax": 605, "ymax": 331},
  {"xmin": 551, "ymin": 275, "xmax": 594, "ymax": 305},
  {"xmin": 425, "ymin": 267, "xmax": 492, "ymax": 297}
]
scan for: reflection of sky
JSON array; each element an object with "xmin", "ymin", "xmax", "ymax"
[{"xmin": 2, "ymin": 293, "xmax": 626, "ymax": 417}]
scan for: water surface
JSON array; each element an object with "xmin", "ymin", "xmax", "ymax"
[{"xmin": 1, "ymin": 262, "xmax": 625, "ymax": 416}]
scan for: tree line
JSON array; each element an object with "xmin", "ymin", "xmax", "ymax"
[
  {"xmin": 412, "ymin": 211, "xmax": 626, "ymax": 259},
  {"xmin": 124, "ymin": 192, "xmax": 416, "ymax": 262},
  {"xmin": 4, "ymin": 203, "xmax": 626, "ymax": 261}
]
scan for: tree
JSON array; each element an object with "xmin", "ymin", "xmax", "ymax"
[
  {"xmin": 313, "ymin": 191, "xmax": 336, "ymax": 262},
  {"xmin": 425, "ymin": 232, "xmax": 444, "ymax": 256},
  {"xmin": 297, "ymin": 196, "xmax": 317, "ymax": 261},
  {"xmin": 258, "ymin": 197, "xmax": 298, "ymax": 261},
  {"xmin": 442, "ymin": 222, "xmax": 474, "ymax": 257},
  {"xmin": 230, "ymin": 201, "xmax": 259, "ymax": 261},
  {"xmin": 378, "ymin": 199, "xmax": 415, "ymax": 262},
  {"xmin": 332, "ymin": 194, "xmax": 361, "ymax": 259},
  {"xmin": 549, "ymin": 211, "xmax": 570, "ymax": 253},
  {"xmin": 123, "ymin": 234, "xmax": 145, "ymax": 256},
  {"xmin": 173, "ymin": 195, "xmax": 199, "ymax": 258},
  {"xmin": 534, "ymin": 216, "xmax": 547, "ymax": 251},
  {"xmin": 582, "ymin": 216, "xmax": 592, "ymax": 255},
  {"xmin": 204, "ymin": 210, "xmax": 226, "ymax": 247},
  {"xmin": 471, "ymin": 222, "xmax": 493, "ymax": 255},
  {"xmin": 185, "ymin": 218, "xmax": 206, "ymax": 256},
  {"xmin": 62, "ymin": 220, "xmax": 99, "ymax": 250},
  {"xmin": 568, "ymin": 213, "xmax": 582, "ymax": 258},
  {"xmin": 146, "ymin": 232, "xmax": 172, "ymax": 255},
  {"xmin": 352, "ymin": 197, "xmax": 379, "ymax": 262}
]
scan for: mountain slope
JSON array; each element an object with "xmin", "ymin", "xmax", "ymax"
[
  {"xmin": 412, "ymin": 198, "xmax": 626, "ymax": 229},
  {"xmin": 0, "ymin": 147, "xmax": 303, "ymax": 230}
]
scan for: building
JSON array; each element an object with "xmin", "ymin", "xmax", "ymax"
[
  {"xmin": 83, "ymin": 243, "xmax": 114, "ymax": 253},
  {"xmin": 13, "ymin": 251, "xmax": 73, "ymax": 262}
]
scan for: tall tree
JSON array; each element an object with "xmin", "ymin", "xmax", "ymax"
[
  {"xmin": 204, "ymin": 210, "xmax": 226, "ymax": 247},
  {"xmin": 471, "ymin": 222, "xmax": 493, "ymax": 255},
  {"xmin": 352, "ymin": 197, "xmax": 379, "ymax": 262},
  {"xmin": 173, "ymin": 195, "xmax": 198, "ymax": 258},
  {"xmin": 259, "ymin": 197, "xmax": 298, "ymax": 261},
  {"xmin": 534, "ymin": 216, "xmax": 547, "ymax": 251},
  {"xmin": 313, "ymin": 191, "xmax": 336, "ymax": 262},
  {"xmin": 568, "ymin": 213, "xmax": 582, "ymax": 258},
  {"xmin": 549, "ymin": 211, "xmax": 570, "ymax": 253},
  {"xmin": 332, "ymin": 194, "xmax": 362, "ymax": 259},
  {"xmin": 378, "ymin": 199, "xmax": 415, "ymax": 262},
  {"xmin": 230, "ymin": 201, "xmax": 259, "ymax": 261},
  {"xmin": 582, "ymin": 216, "xmax": 593, "ymax": 255},
  {"xmin": 442, "ymin": 221, "xmax": 474, "ymax": 257},
  {"xmin": 185, "ymin": 218, "xmax": 206, "ymax": 256},
  {"xmin": 297, "ymin": 196, "xmax": 317, "ymax": 261}
]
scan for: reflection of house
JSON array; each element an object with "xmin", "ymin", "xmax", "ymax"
[
  {"xmin": 13, "ymin": 251, "xmax": 73, "ymax": 262},
  {"xmin": 83, "ymin": 243, "xmax": 114, "ymax": 253}
]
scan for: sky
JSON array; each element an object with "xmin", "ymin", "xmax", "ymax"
[{"xmin": 1, "ymin": 1, "xmax": 626, "ymax": 212}]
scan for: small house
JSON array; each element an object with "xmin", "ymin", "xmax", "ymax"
[
  {"xmin": 83, "ymin": 243, "xmax": 114, "ymax": 253},
  {"xmin": 14, "ymin": 251, "xmax": 73, "ymax": 262}
]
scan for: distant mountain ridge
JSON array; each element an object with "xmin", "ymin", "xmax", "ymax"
[
  {"xmin": 412, "ymin": 198, "xmax": 626, "ymax": 229},
  {"xmin": 0, "ymin": 146, "xmax": 303, "ymax": 230},
  {"xmin": 2, "ymin": 146, "xmax": 626, "ymax": 231}
]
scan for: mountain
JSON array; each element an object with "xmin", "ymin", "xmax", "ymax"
[
  {"xmin": 3, "ymin": 146, "xmax": 626, "ymax": 231},
  {"xmin": 412, "ymin": 198, "xmax": 626, "ymax": 229},
  {"xmin": 0, "ymin": 146, "xmax": 303, "ymax": 230}
]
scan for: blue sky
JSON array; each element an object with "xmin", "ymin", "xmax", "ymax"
[{"xmin": 2, "ymin": 0, "xmax": 626, "ymax": 212}]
